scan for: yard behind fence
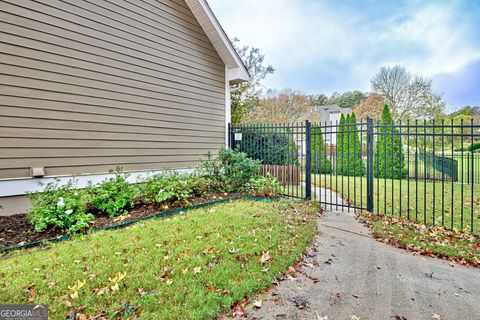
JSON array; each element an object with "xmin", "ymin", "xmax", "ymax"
[{"xmin": 230, "ymin": 119, "xmax": 480, "ymax": 234}]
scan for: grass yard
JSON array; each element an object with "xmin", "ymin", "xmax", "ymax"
[
  {"xmin": 362, "ymin": 211, "xmax": 480, "ymax": 266},
  {"xmin": 312, "ymin": 174, "xmax": 480, "ymax": 233},
  {"xmin": 0, "ymin": 199, "xmax": 319, "ymax": 320}
]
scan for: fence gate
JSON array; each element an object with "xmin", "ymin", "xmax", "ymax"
[{"xmin": 229, "ymin": 120, "xmax": 371, "ymax": 213}]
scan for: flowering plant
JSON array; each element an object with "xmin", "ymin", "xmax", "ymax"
[{"xmin": 27, "ymin": 179, "xmax": 94, "ymax": 234}]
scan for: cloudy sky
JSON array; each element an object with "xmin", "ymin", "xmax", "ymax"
[{"xmin": 208, "ymin": 0, "xmax": 480, "ymax": 111}]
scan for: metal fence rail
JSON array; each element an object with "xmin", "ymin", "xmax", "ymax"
[{"xmin": 229, "ymin": 119, "xmax": 480, "ymax": 234}]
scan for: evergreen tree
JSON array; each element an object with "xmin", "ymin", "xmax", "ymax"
[
  {"xmin": 336, "ymin": 114, "xmax": 347, "ymax": 175},
  {"xmin": 374, "ymin": 105, "xmax": 408, "ymax": 179},
  {"xmin": 311, "ymin": 126, "xmax": 332, "ymax": 174},
  {"xmin": 346, "ymin": 113, "xmax": 366, "ymax": 176}
]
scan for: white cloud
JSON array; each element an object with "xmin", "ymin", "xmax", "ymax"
[{"xmin": 208, "ymin": 0, "xmax": 480, "ymax": 95}]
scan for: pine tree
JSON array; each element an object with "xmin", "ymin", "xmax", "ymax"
[
  {"xmin": 374, "ymin": 105, "xmax": 407, "ymax": 179},
  {"xmin": 311, "ymin": 125, "xmax": 331, "ymax": 174}
]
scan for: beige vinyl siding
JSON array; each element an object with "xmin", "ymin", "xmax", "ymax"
[{"xmin": 0, "ymin": 0, "xmax": 226, "ymax": 180}]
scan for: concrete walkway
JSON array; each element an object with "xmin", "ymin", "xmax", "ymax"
[{"xmin": 243, "ymin": 188, "xmax": 480, "ymax": 320}]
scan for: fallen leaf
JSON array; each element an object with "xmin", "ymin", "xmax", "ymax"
[
  {"xmin": 193, "ymin": 267, "xmax": 202, "ymax": 275},
  {"xmin": 260, "ymin": 251, "xmax": 271, "ymax": 265},
  {"xmin": 253, "ymin": 300, "xmax": 262, "ymax": 308},
  {"xmin": 287, "ymin": 266, "xmax": 296, "ymax": 277}
]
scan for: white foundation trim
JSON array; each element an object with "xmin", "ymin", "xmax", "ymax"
[{"xmin": 0, "ymin": 168, "xmax": 192, "ymax": 197}]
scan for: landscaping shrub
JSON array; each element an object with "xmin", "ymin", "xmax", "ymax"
[
  {"xmin": 199, "ymin": 148, "xmax": 260, "ymax": 192},
  {"xmin": 236, "ymin": 128, "xmax": 298, "ymax": 165},
  {"xmin": 311, "ymin": 125, "xmax": 332, "ymax": 174},
  {"xmin": 374, "ymin": 105, "xmax": 408, "ymax": 179},
  {"xmin": 247, "ymin": 174, "xmax": 282, "ymax": 198},
  {"xmin": 141, "ymin": 171, "xmax": 210, "ymax": 205},
  {"xmin": 27, "ymin": 180, "xmax": 94, "ymax": 234},
  {"xmin": 91, "ymin": 169, "xmax": 138, "ymax": 217}
]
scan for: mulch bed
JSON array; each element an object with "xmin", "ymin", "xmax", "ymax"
[{"xmin": 0, "ymin": 192, "xmax": 245, "ymax": 251}]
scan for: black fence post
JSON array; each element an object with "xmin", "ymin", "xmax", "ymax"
[
  {"xmin": 366, "ymin": 117, "xmax": 374, "ymax": 212},
  {"xmin": 305, "ymin": 120, "xmax": 312, "ymax": 200},
  {"xmin": 228, "ymin": 122, "xmax": 236, "ymax": 150},
  {"xmin": 227, "ymin": 122, "xmax": 232, "ymax": 149}
]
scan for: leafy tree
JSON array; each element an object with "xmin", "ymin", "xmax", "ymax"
[
  {"xmin": 308, "ymin": 93, "xmax": 329, "ymax": 107},
  {"xmin": 231, "ymin": 38, "xmax": 274, "ymax": 123},
  {"xmin": 311, "ymin": 126, "xmax": 331, "ymax": 174},
  {"xmin": 309, "ymin": 91, "xmax": 366, "ymax": 109},
  {"xmin": 374, "ymin": 105, "xmax": 408, "ymax": 179},
  {"xmin": 244, "ymin": 89, "xmax": 312, "ymax": 123},
  {"xmin": 371, "ymin": 65, "xmax": 446, "ymax": 120},
  {"xmin": 329, "ymin": 91, "xmax": 367, "ymax": 109},
  {"xmin": 353, "ymin": 93, "xmax": 385, "ymax": 121}
]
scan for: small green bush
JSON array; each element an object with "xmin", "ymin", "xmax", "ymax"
[
  {"xmin": 91, "ymin": 169, "xmax": 138, "ymax": 217},
  {"xmin": 198, "ymin": 148, "xmax": 260, "ymax": 192},
  {"xmin": 27, "ymin": 180, "xmax": 94, "ymax": 234},
  {"xmin": 247, "ymin": 175, "xmax": 281, "ymax": 198},
  {"xmin": 218, "ymin": 148, "xmax": 260, "ymax": 191},
  {"xmin": 142, "ymin": 172, "xmax": 210, "ymax": 205}
]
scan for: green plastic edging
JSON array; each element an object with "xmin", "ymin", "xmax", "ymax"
[{"xmin": 0, "ymin": 196, "xmax": 275, "ymax": 255}]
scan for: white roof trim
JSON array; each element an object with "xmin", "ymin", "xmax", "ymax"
[{"xmin": 185, "ymin": 0, "xmax": 250, "ymax": 83}]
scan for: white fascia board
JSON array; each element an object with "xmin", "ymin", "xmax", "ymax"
[
  {"xmin": 185, "ymin": 0, "xmax": 249, "ymax": 82},
  {"xmin": 228, "ymin": 67, "xmax": 249, "ymax": 83},
  {"xmin": 0, "ymin": 169, "xmax": 193, "ymax": 197}
]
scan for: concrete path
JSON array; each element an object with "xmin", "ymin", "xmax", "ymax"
[{"xmin": 243, "ymin": 188, "xmax": 480, "ymax": 320}]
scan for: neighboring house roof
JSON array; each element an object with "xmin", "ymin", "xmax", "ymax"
[
  {"xmin": 185, "ymin": 0, "xmax": 250, "ymax": 83},
  {"xmin": 313, "ymin": 104, "xmax": 352, "ymax": 123}
]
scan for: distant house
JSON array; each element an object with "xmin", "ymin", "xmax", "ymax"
[
  {"xmin": 0, "ymin": 0, "xmax": 249, "ymax": 214},
  {"xmin": 312, "ymin": 105, "xmax": 352, "ymax": 145}
]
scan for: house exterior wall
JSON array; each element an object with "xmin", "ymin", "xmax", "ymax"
[{"xmin": 0, "ymin": 0, "xmax": 226, "ymax": 182}]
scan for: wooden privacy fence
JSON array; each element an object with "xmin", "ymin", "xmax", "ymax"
[{"xmin": 260, "ymin": 164, "xmax": 300, "ymax": 186}]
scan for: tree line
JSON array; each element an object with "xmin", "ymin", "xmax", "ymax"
[{"xmin": 230, "ymin": 39, "xmax": 478, "ymax": 126}]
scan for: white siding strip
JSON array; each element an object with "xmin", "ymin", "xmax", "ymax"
[{"xmin": 0, "ymin": 168, "xmax": 192, "ymax": 197}]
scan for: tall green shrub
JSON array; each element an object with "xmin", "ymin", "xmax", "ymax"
[
  {"xmin": 336, "ymin": 114, "xmax": 347, "ymax": 175},
  {"xmin": 311, "ymin": 126, "xmax": 331, "ymax": 173},
  {"xmin": 237, "ymin": 128, "xmax": 298, "ymax": 165},
  {"xmin": 374, "ymin": 105, "xmax": 408, "ymax": 179},
  {"xmin": 345, "ymin": 113, "xmax": 366, "ymax": 176}
]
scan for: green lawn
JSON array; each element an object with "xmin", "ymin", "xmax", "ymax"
[
  {"xmin": 312, "ymin": 174, "xmax": 480, "ymax": 233},
  {"xmin": 363, "ymin": 211, "xmax": 480, "ymax": 266},
  {"xmin": 0, "ymin": 199, "xmax": 319, "ymax": 320}
]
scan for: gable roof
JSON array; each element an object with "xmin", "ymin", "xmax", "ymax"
[{"xmin": 185, "ymin": 0, "xmax": 250, "ymax": 83}]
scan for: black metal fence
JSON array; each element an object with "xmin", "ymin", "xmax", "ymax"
[{"xmin": 229, "ymin": 119, "xmax": 480, "ymax": 234}]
